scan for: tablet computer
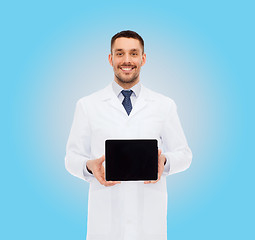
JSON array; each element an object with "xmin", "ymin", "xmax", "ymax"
[{"xmin": 105, "ymin": 139, "xmax": 158, "ymax": 181}]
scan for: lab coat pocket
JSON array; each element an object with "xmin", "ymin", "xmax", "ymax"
[
  {"xmin": 142, "ymin": 180, "xmax": 167, "ymax": 235},
  {"xmin": 87, "ymin": 180, "xmax": 112, "ymax": 235}
]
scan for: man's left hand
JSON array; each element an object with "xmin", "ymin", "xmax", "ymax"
[{"xmin": 144, "ymin": 149, "xmax": 166, "ymax": 184}]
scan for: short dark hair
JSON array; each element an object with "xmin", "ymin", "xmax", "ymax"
[{"xmin": 111, "ymin": 30, "xmax": 144, "ymax": 53}]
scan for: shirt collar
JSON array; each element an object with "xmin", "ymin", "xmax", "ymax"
[{"xmin": 112, "ymin": 80, "xmax": 141, "ymax": 98}]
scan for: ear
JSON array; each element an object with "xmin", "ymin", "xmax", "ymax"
[
  {"xmin": 108, "ymin": 53, "xmax": 113, "ymax": 66},
  {"xmin": 141, "ymin": 53, "xmax": 146, "ymax": 66}
]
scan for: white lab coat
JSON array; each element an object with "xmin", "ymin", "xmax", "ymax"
[{"xmin": 65, "ymin": 83, "xmax": 192, "ymax": 240}]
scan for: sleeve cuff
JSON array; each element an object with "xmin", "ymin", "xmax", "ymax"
[
  {"xmin": 162, "ymin": 156, "xmax": 170, "ymax": 176},
  {"xmin": 86, "ymin": 164, "xmax": 93, "ymax": 174},
  {"xmin": 82, "ymin": 161, "xmax": 95, "ymax": 181}
]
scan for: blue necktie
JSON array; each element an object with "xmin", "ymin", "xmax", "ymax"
[{"xmin": 121, "ymin": 90, "xmax": 133, "ymax": 115}]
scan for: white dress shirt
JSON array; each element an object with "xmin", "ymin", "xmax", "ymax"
[{"xmin": 112, "ymin": 80, "xmax": 141, "ymax": 108}]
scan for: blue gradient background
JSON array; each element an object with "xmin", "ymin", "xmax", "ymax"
[{"xmin": 1, "ymin": 0, "xmax": 254, "ymax": 239}]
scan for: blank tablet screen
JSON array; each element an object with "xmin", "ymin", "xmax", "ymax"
[{"xmin": 105, "ymin": 139, "xmax": 158, "ymax": 181}]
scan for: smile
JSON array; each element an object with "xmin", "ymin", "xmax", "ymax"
[{"xmin": 120, "ymin": 66, "xmax": 135, "ymax": 73}]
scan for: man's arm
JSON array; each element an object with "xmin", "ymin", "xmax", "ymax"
[
  {"xmin": 65, "ymin": 99, "xmax": 94, "ymax": 182},
  {"xmin": 161, "ymin": 99, "xmax": 192, "ymax": 176},
  {"xmin": 65, "ymin": 99, "xmax": 121, "ymax": 186}
]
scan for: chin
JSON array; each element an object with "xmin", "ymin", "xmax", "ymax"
[
  {"xmin": 117, "ymin": 75, "xmax": 139, "ymax": 84},
  {"xmin": 119, "ymin": 79, "xmax": 137, "ymax": 85},
  {"xmin": 123, "ymin": 79, "xmax": 136, "ymax": 83}
]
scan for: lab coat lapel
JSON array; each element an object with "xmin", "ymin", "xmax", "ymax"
[
  {"xmin": 101, "ymin": 83, "xmax": 127, "ymax": 115},
  {"xmin": 129, "ymin": 97, "xmax": 147, "ymax": 117},
  {"xmin": 108, "ymin": 96, "xmax": 127, "ymax": 115},
  {"xmin": 129, "ymin": 84, "xmax": 149, "ymax": 117},
  {"xmin": 100, "ymin": 83, "xmax": 151, "ymax": 117}
]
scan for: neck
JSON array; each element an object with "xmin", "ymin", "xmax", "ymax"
[{"xmin": 114, "ymin": 77, "xmax": 140, "ymax": 90}]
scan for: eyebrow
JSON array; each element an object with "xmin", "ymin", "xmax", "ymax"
[{"xmin": 114, "ymin": 48, "xmax": 139, "ymax": 52}]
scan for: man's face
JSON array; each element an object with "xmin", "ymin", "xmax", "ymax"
[{"xmin": 109, "ymin": 37, "xmax": 146, "ymax": 86}]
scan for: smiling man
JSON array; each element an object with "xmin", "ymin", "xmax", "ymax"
[
  {"xmin": 65, "ymin": 30, "xmax": 192, "ymax": 240},
  {"xmin": 109, "ymin": 36, "xmax": 146, "ymax": 88}
]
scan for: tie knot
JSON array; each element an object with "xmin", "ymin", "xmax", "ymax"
[{"xmin": 121, "ymin": 90, "xmax": 133, "ymax": 98}]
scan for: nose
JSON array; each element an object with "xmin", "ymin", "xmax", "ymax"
[{"xmin": 123, "ymin": 53, "xmax": 131, "ymax": 64}]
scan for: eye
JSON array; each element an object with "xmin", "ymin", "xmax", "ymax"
[
  {"xmin": 116, "ymin": 52, "xmax": 123, "ymax": 56},
  {"xmin": 131, "ymin": 53, "xmax": 138, "ymax": 56}
]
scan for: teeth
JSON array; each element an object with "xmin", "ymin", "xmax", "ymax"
[{"xmin": 122, "ymin": 68, "xmax": 132, "ymax": 70}]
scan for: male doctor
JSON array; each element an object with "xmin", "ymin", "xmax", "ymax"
[{"xmin": 65, "ymin": 30, "xmax": 192, "ymax": 240}]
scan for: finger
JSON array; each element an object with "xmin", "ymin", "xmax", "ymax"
[
  {"xmin": 103, "ymin": 180, "xmax": 121, "ymax": 186},
  {"xmin": 104, "ymin": 182, "xmax": 115, "ymax": 187},
  {"xmin": 158, "ymin": 155, "xmax": 165, "ymax": 166},
  {"xmin": 108, "ymin": 183, "xmax": 119, "ymax": 187},
  {"xmin": 94, "ymin": 170, "xmax": 107, "ymax": 185},
  {"xmin": 97, "ymin": 177, "xmax": 110, "ymax": 186},
  {"xmin": 158, "ymin": 149, "xmax": 162, "ymax": 157},
  {"xmin": 104, "ymin": 181, "xmax": 119, "ymax": 187},
  {"xmin": 113, "ymin": 181, "xmax": 121, "ymax": 184},
  {"xmin": 98, "ymin": 175, "xmax": 108, "ymax": 186},
  {"xmin": 107, "ymin": 181, "xmax": 121, "ymax": 185},
  {"xmin": 98, "ymin": 155, "xmax": 105, "ymax": 163},
  {"xmin": 144, "ymin": 180, "xmax": 159, "ymax": 184},
  {"xmin": 98, "ymin": 177, "xmax": 107, "ymax": 186},
  {"xmin": 99, "ymin": 178, "xmax": 114, "ymax": 187},
  {"xmin": 157, "ymin": 171, "xmax": 162, "ymax": 180},
  {"xmin": 94, "ymin": 167, "xmax": 109, "ymax": 186},
  {"xmin": 144, "ymin": 181, "xmax": 152, "ymax": 184}
]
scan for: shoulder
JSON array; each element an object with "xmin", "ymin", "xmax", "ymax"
[
  {"xmin": 76, "ymin": 83, "xmax": 111, "ymax": 106},
  {"xmin": 142, "ymin": 85, "xmax": 176, "ymax": 107}
]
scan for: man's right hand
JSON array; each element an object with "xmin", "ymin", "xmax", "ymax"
[{"xmin": 86, "ymin": 155, "xmax": 121, "ymax": 187}]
